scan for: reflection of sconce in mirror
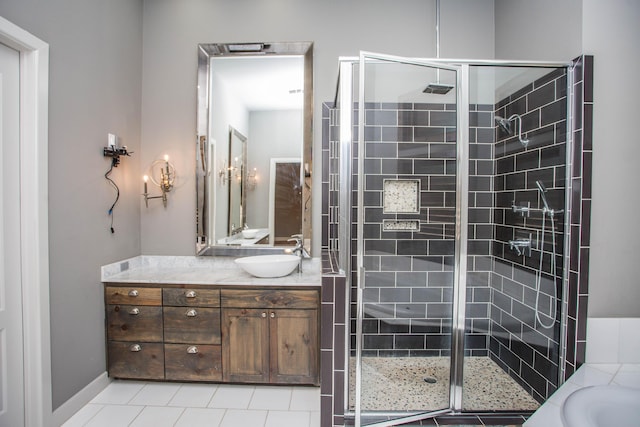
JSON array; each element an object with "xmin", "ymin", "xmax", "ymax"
[
  {"xmin": 247, "ymin": 167, "xmax": 258, "ymax": 190},
  {"xmin": 142, "ymin": 154, "xmax": 176, "ymax": 208},
  {"xmin": 219, "ymin": 157, "xmax": 243, "ymax": 185}
]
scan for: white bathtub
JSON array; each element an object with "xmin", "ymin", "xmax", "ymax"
[{"xmin": 562, "ymin": 384, "xmax": 640, "ymax": 427}]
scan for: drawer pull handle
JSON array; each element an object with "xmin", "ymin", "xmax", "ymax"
[
  {"xmin": 185, "ymin": 290, "xmax": 197, "ymax": 298},
  {"xmin": 130, "ymin": 344, "xmax": 142, "ymax": 352},
  {"xmin": 129, "ymin": 308, "xmax": 140, "ymax": 315},
  {"xmin": 261, "ymin": 312, "xmax": 267, "ymax": 318},
  {"xmin": 128, "ymin": 290, "xmax": 139, "ymax": 297},
  {"xmin": 186, "ymin": 309, "xmax": 198, "ymax": 317},
  {"xmin": 270, "ymin": 312, "xmax": 275, "ymax": 318},
  {"xmin": 187, "ymin": 346, "xmax": 199, "ymax": 354}
]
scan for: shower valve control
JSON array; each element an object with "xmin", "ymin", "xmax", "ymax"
[{"xmin": 512, "ymin": 201, "xmax": 531, "ymax": 217}]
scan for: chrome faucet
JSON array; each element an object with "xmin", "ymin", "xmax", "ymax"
[{"xmin": 287, "ymin": 234, "xmax": 310, "ymax": 273}]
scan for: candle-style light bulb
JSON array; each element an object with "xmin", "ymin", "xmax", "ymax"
[
  {"xmin": 164, "ymin": 154, "xmax": 169, "ymax": 162},
  {"xmin": 143, "ymin": 175, "xmax": 148, "ymax": 193}
]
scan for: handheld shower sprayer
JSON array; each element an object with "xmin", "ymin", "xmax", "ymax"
[{"xmin": 535, "ymin": 180, "xmax": 551, "ymax": 212}]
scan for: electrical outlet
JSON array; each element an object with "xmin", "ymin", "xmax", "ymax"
[{"xmin": 108, "ymin": 133, "xmax": 118, "ymax": 148}]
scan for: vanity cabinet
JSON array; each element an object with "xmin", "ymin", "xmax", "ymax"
[
  {"xmin": 221, "ymin": 289, "xmax": 319, "ymax": 385},
  {"xmin": 162, "ymin": 288, "xmax": 222, "ymax": 381},
  {"xmin": 105, "ymin": 286, "xmax": 164, "ymax": 380},
  {"xmin": 104, "ymin": 283, "xmax": 318, "ymax": 385}
]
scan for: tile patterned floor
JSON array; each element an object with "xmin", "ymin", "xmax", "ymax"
[{"xmin": 62, "ymin": 381, "xmax": 320, "ymax": 427}]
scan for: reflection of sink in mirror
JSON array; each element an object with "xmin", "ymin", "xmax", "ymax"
[
  {"xmin": 241, "ymin": 229, "xmax": 260, "ymax": 239},
  {"xmin": 235, "ymin": 254, "xmax": 299, "ymax": 278}
]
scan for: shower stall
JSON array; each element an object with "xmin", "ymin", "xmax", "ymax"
[{"xmin": 326, "ymin": 52, "xmax": 586, "ymax": 426}]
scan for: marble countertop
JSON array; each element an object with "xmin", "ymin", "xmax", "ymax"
[{"xmin": 101, "ymin": 255, "xmax": 321, "ymax": 287}]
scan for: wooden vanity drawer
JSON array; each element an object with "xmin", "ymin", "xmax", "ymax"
[
  {"xmin": 107, "ymin": 305, "xmax": 163, "ymax": 342},
  {"xmin": 108, "ymin": 342, "xmax": 164, "ymax": 380},
  {"xmin": 221, "ymin": 289, "xmax": 319, "ymax": 309},
  {"xmin": 163, "ymin": 307, "xmax": 221, "ymax": 344},
  {"xmin": 164, "ymin": 344, "xmax": 222, "ymax": 381},
  {"xmin": 163, "ymin": 288, "xmax": 220, "ymax": 307},
  {"xmin": 106, "ymin": 286, "xmax": 162, "ymax": 306}
]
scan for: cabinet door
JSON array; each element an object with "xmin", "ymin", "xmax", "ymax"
[
  {"xmin": 222, "ymin": 308, "xmax": 269, "ymax": 383},
  {"xmin": 269, "ymin": 309, "xmax": 319, "ymax": 385}
]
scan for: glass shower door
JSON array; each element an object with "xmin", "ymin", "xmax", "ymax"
[{"xmin": 354, "ymin": 52, "xmax": 466, "ymax": 426}]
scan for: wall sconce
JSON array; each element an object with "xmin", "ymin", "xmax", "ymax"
[{"xmin": 143, "ymin": 154, "xmax": 176, "ymax": 208}]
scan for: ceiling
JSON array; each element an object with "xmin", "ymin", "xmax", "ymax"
[{"xmin": 210, "ymin": 56, "xmax": 304, "ymax": 111}]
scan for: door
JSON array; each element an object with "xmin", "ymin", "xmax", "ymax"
[
  {"xmin": 0, "ymin": 41, "xmax": 24, "ymax": 427},
  {"xmin": 353, "ymin": 52, "xmax": 466, "ymax": 426},
  {"xmin": 222, "ymin": 308, "xmax": 270, "ymax": 383},
  {"xmin": 269, "ymin": 159, "xmax": 302, "ymax": 245}
]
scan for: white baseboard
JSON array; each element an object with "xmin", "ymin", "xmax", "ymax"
[{"xmin": 51, "ymin": 372, "xmax": 111, "ymax": 426}]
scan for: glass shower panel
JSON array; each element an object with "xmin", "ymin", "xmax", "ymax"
[
  {"xmin": 462, "ymin": 65, "xmax": 568, "ymax": 411},
  {"xmin": 354, "ymin": 54, "xmax": 460, "ymax": 425}
]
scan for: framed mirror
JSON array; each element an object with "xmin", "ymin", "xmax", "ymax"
[{"xmin": 196, "ymin": 42, "xmax": 313, "ymax": 256}]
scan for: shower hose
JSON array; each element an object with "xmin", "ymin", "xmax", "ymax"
[{"xmin": 536, "ymin": 209, "xmax": 557, "ymax": 329}]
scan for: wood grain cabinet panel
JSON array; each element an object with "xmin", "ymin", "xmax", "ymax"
[
  {"xmin": 270, "ymin": 309, "xmax": 318, "ymax": 384},
  {"xmin": 163, "ymin": 307, "xmax": 221, "ymax": 344},
  {"xmin": 108, "ymin": 342, "xmax": 164, "ymax": 380},
  {"xmin": 163, "ymin": 288, "xmax": 220, "ymax": 307},
  {"xmin": 107, "ymin": 305, "xmax": 163, "ymax": 342},
  {"xmin": 222, "ymin": 308, "xmax": 270, "ymax": 383},
  {"xmin": 106, "ymin": 286, "xmax": 161, "ymax": 306},
  {"xmin": 165, "ymin": 344, "xmax": 222, "ymax": 381},
  {"xmin": 221, "ymin": 289, "xmax": 318, "ymax": 309}
]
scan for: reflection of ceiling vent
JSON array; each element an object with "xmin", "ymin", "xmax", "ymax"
[{"xmin": 227, "ymin": 43, "xmax": 265, "ymax": 53}]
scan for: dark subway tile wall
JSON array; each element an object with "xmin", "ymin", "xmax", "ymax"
[
  {"xmin": 564, "ymin": 56, "xmax": 593, "ymax": 379},
  {"xmin": 489, "ymin": 61, "xmax": 592, "ymax": 403},
  {"xmin": 491, "ymin": 67, "xmax": 568, "ymax": 402},
  {"xmin": 347, "ymin": 102, "xmax": 493, "ymax": 357}
]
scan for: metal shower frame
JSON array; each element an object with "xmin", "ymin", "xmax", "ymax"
[{"xmin": 335, "ymin": 53, "xmax": 575, "ymax": 427}]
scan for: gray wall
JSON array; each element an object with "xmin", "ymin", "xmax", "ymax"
[
  {"xmin": 139, "ymin": 0, "xmax": 496, "ymax": 256},
  {"xmin": 582, "ymin": 0, "xmax": 640, "ymax": 317},
  {"xmin": 0, "ymin": 0, "xmax": 143, "ymax": 409},
  {"xmin": 494, "ymin": 0, "xmax": 583, "ymax": 61},
  {"xmin": 495, "ymin": 0, "xmax": 640, "ymax": 317}
]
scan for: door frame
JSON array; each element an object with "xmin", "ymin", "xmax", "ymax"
[{"xmin": 0, "ymin": 16, "xmax": 51, "ymax": 427}]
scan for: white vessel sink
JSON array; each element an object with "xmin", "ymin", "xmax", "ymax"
[
  {"xmin": 235, "ymin": 254, "xmax": 299, "ymax": 278},
  {"xmin": 241, "ymin": 228, "xmax": 260, "ymax": 239},
  {"xmin": 562, "ymin": 385, "xmax": 640, "ymax": 427}
]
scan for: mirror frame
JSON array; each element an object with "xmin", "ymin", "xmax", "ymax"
[{"xmin": 195, "ymin": 41, "xmax": 313, "ymax": 256}]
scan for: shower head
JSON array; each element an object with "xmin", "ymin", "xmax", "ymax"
[
  {"xmin": 536, "ymin": 180, "xmax": 551, "ymax": 211},
  {"xmin": 494, "ymin": 116, "xmax": 512, "ymax": 134},
  {"xmin": 423, "ymin": 83, "xmax": 454, "ymax": 95}
]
